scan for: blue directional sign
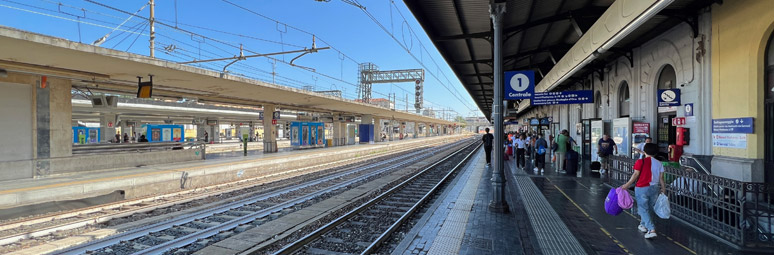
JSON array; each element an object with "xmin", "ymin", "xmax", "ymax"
[
  {"xmin": 684, "ymin": 103, "xmax": 694, "ymax": 117},
  {"xmin": 259, "ymin": 112, "xmax": 264, "ymax": 120},
  {"xmin": 658, "ymin": 89, "xmax": 681, "ymax": 107},
  {"xmin": 531, "ymin": 90, "xmax": 594, "ymax": 106},
  {"xmin": 540, "ymin": 117, "xmax": 552, "ymax": 125},
  {"xmin": 529, "ymin": 118, "xmax": 539, "ymax": 126},
  {"xmin": 712, "ymin": 117, "xmax": 754, "ymax": 133},
  {"xmin": 504, "ymin": 70, "xmax": 534, "ymax": 100}
]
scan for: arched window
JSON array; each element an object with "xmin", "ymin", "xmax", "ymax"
[
  {"xmin": 619, "ymin": 81, "xmax": 630, "ymax": 117},
  {"xmin": 658, "ymin": 65, "xmax": 677, "ymax": 90},
  {"xmin": 595, "ymin": 91, "xmax": 602, "ymax": 118},
  {"xmin": 656, "ymin": 64, "xmax": 677, "ymax": 155},
  {"xmin": 767, "ymin": 33, "xmax": 774, "ymax": 101}
]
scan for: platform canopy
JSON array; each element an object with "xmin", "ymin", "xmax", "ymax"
[
  {"xmin": 404, "ymin": 0, "xmax": 712, "ymax": 119},
  {"xmin": 0, "ymin": 26, "xmax": 453, "ymax": 125}
]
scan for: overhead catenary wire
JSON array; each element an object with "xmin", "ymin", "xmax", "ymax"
[
  {"xmin": 0, "ymin": 2, "xmax": 148, "ymax": 36},
  {"xmin": 359, "ymin": 0, "xmax": 475, "ymax": 113},
  {"xmin": 4, "ymin": 0, "xmax": 454, "ymax": 112}
]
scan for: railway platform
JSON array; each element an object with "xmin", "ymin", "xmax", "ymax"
[
  {"xmin": 0, "ymin": 135, "xmax": 463, "ymax": 219},
  {"xmin": 394, "ymin": 147, "xmax": 759, "ymax": 255}
]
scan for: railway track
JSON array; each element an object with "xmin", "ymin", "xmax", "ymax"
[
  {"xmin": 270, "ymin": 141, "xmax": 481, "ymax": 255},
  {"xmin": 0, "ymin": 138, "xmax": 460, "ymax": 254},
  {"xmin": 50, "ymin": 138, "xmax": 473, "ymax": 255}
]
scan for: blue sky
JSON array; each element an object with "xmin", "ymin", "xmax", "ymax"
[{"xmin": 0, "ymin": 0, "xmax": 482, "ymax": 118}]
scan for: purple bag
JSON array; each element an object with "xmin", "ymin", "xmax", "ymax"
[
  {"xmin": 617, "ymin": 187, "xmax": 633, "ymax": 209},
  {"xmin": 605, "ymin": 188, "xmax": 623, "ymax": 216}
]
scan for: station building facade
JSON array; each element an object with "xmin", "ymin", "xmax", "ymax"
[{"xmin": 518, "ymin": 1, "xmax": 774, "ymax": 185}]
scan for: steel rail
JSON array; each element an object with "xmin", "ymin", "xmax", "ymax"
[
  {"xmin": 53, "ymin": 141, "xmax": 460, "ymax": 255},
  {"xmin": 360, "ymin": 142, "xmax": 481, "ymax": 254},
  {"xmin": 0, "ymin": 140, "xmax": 450, "ymax": 248},
  {"xmin": 271, "ymin": 140, "xmax": 480, "ymax": 255},
  {"xmin": 130, "ymin": 144, "xmax": 450, "ymax": 255}
]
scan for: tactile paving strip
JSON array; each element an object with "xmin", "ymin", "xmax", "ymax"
[
  {"xmin": 426, "ymin": 154, "xmax": 486, "ymax": 255},
  {"xmin": 514, "ymin": 171, "xmax": 586, "ymax": 254}
]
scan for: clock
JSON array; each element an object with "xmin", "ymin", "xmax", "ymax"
[{"xmin": 660, "ymin": 90, "xmax": 676, "ymax": 102}]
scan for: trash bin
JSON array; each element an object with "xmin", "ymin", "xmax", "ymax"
[{"xmin": 326, "ymin": 139, "xmax": 333, "ymax": 147}]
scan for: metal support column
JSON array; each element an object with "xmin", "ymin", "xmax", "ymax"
[{"xmin": 489, "ymin": 1, "xmax": 509, "ymax": 213}]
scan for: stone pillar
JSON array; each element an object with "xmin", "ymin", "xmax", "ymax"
[
  {"xmin": 399, "ymin": 121, "xmax": 405, "ymax": 140},
  {"xmin": 100, "ymin": 113, "xmax": 117, "ymax": 143},
  {"xmin": 263, "ymin": 104, "xmax": 277, "ymax": 153},
  {"xmin": 197, "ymin": 124, "xmax": 207, "ymax": 142},
  {"xmin": 361, "ymin": 114, "xmax": 372, "ymax": 125},
  {"xmin": 118, "ymin": 116, "xmax": 127, "ymax": 143},
  {"xmin": 374, "ymin": 118, "xmax": 383, "ymax": 142},
  {"xmin": 332, "ymin": 115, "xmax": 342, "ymax": 146},
  {"xmin": 249, "ymin": 122, "xmax": 256, "ymax": 142},
  {"xmin": 210, "ymin": 122, "xmax": 220, "ymax": 144},
  {"xmin": 412, "ymin": 122, "xmax": 418, "ymax": 138}
]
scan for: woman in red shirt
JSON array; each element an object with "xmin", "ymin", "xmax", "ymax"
[{"xmin": 620, "ymin": 143, "xmax": 666, "ymax": 239}]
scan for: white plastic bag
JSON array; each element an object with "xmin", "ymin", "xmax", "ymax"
[{"xmin": 655, "ymin": 193, "xmax": 671, "ymax": 219}]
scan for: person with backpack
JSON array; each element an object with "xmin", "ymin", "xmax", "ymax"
[
  {"xmin": 619, "ymin": 143, "xmax": 666, "ymax": 239},
  {"xmin": 482, "ymin": 128, "xmax": 494, "ymax": 166},
  {"xmin": 534, "ymin": 133, "xmax": 548, "ymax": 174},
  {"xmin": 553, "ymin": 130, "xmax": 570, "ymax": 173}
]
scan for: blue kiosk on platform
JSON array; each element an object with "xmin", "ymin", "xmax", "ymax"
[
  {"xmin": 72, "ymin": 127, "xmax": 100, "ymax": 144},
  {"xmin": 290, "ymin": 121, "xmax": 326, "ymax": 149}
]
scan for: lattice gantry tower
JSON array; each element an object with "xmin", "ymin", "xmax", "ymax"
[{"xmin": 357, "ymin": 62, "xmax": 424, "ymax": 113}]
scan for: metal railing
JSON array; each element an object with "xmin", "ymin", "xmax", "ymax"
[{"xmin": 605, "ymin": 156, "xmax": 774, "ymax": 250}]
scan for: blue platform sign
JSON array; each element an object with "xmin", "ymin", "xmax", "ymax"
[
  {"xmin": 531, "ymin": 90, "xmax": 594, "ymax": 106},
  {"xmin": 504, "ymin": 70, "xmax": 534, "ymax": 100},
  {"xmin": 712, "ymin": 117, "xmax": 754, "ymax": 133},
  {"xmin": 540, "ymin": 117, "xmax": 552, "ymax": 125},
  {"xmin": 684, "ymin": 103, "xmax": 694, "ymax": 117},
  {"xmin": 529, "ymin": 118, "xmax": 539, "ymax": 126},
  {"xmin": 658, "ymin": 89, "xmax": 681, "ymax": 107}
]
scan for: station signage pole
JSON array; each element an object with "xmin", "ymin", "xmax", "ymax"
[{"xmin": 489, "ymin": 1, "xmax": 508, "ymax": 213}]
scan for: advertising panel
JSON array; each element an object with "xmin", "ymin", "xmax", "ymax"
[{"xmin": 612, "ymin": 118, "xmax": 631, "ymax": 157}]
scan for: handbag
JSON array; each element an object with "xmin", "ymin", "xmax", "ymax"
[
  {"xmin": 655, "ymin": 193, "xmax": 671, "ymax": 219},
  {"xmin": 605, "ymin": 188, "xmax": 624, "ymax": 216}
]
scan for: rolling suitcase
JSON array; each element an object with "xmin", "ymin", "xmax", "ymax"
[{"xmin": 565, "ymin": 150, "xmax": 579, "ymax": 175}]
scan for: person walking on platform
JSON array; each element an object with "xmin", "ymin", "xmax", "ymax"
[
  {"xmin": 619, "ymin": 143, "xmax": 665, "ymax": 239},
  {"xmin": 634, "ymin": 137, "xmax": 653, "ymax": 159},
  {"xmin": 598, "ymin": 134, "xmax": 618, "ymax": 174},
  {"xmin": 514, "ymin": 134, "xmax": 527, "ymax": 169},
  {"xmin": 123, "ymin": 133, "xmax": 129, "ymax": 143},
  {"xmin": 553, "ymin": 130, "xmax": 570, "ymax": 173},
  {"xmin": 204, "ymin": 131, "xmax": 209, "ymax": 143},
  {"xmin": 482, "ymin": 128, "xmax": 494, "ymax": 166},
  {"xmin": 534, "ymin": 133, "xmax": 548, "ymax": 174}
]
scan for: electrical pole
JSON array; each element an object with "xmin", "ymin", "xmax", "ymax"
[{"xmin": 149, "ymin": 0, "xmax": 155, "ymax": 58}]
